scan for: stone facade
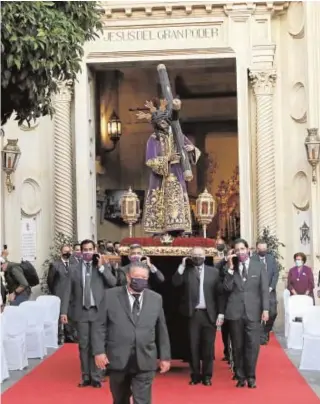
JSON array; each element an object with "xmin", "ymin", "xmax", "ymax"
[{"xmin": 1, "ymin": 2, "xmax": 319, "ymax": 300}]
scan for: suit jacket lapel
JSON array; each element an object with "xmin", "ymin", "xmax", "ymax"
[
  {"xmin": 118, "ymin": 287, "xmax": 135, "ymax": 325},
  {"xmin": 234, "ymin": 269, "xmax": 244, "ymax": 290}
]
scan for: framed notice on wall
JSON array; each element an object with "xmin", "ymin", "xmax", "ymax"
[{"xmin": 21, "ymin": 217, "xmax": 37, "ymax": 262}]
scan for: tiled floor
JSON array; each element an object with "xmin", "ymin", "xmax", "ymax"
[{"xmin": 2, "ymin": 336, "xmax": 320, "ymax": 397}]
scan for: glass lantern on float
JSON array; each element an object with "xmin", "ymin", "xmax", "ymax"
[
  {"xmin": 195, "ymin": 188, "xmax": 216, "ymax": 238},
  {"xmin": 1, "ymin": 139, "xmax": 21, "ymax": 192},
  {"xmin": 120, "ymin": 187, "xmax": 141, "ymax": 237},
  {"xmin": 305, "ymin": 128, "xmax": 320, "ymax": 184}
]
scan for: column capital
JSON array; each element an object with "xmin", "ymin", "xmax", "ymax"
[
  {"xmin": 249, "ymin": 70, "xmax": 277, "ymax": 96},
  {"xmin": 52, "ymin": 79, "xmax": 73, "ymax": 104}
]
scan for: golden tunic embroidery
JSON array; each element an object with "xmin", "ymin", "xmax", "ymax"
[{"xmin": 143, "ymin": 132, "xmax": 192, "ymax": 234}]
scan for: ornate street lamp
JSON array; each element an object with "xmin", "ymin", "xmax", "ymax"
[
  {"xmin": 1, "ymin": 139, "xmax": 21, "ymax": 193},
  {"xmin": 105, "ymin": 111, "xmax": 122, "ymax": 153},
  {"xmin": 195, "ymin": 188, "xmax": 216, "ymax": 238},
  {"xmin": 120, "ymin": 187, "xmax": 140, "ymax": 237},
  {"xmin": 305, "ymin": 128, "xmax": 320, "ymax": 184}
]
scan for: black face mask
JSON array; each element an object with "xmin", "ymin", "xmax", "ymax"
[
  {"xmin": 191, "ymin": 257, "xmax": 205, "ymax": 267},
  {"xmin": 106, "ymin": 247, "xmax": 114, "ymax": 253},
  {"xmin": 98, "ymin": 246, "xmax": 106, "ymax": 253},
  {"xmin": 130, "ymin": 278, "xmax": 149, "ymax": 293},
  {"xmin": 258, "ymin": 251, "xmax": 267, "ymax": 257},
  {"xmin": 62, "ymin": 252, "xmax": 71, "ymax": 260},
  {"xmin": 216, "ymin": 244, "xmax": 225, "ymax": 252}
]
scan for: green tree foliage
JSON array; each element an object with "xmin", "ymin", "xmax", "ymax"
[
  {"xmin": 259, "ymin": 227, "xmax": 285, "ymax": 271},
  {"xmin": 1, "ymin": 1, "xmax": 103, "ymax": 125}
]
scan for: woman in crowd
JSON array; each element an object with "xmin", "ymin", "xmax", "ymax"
[{"xmin": 287, "ymin": 252, "xmax": 315, "ymax": 304}]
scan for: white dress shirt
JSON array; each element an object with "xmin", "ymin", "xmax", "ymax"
[
  {"xmin": 126, "ymin": 287, "xmax": 143, "ymax": 312},
  {"xmin": 195, "ymin": 265, "xmax": 206, "ymax": 309}
]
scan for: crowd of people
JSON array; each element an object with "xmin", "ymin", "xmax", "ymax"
[{"xmin": 1, "ymin": 238, "xmax": 319, "ymax": 404}]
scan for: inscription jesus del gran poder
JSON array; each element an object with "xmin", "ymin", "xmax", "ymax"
[{"xmin": 104, "ymin": 26, "xmax": 220, "ymax": 42}]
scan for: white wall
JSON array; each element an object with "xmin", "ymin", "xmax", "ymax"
[{"xmin": 2, "ymin": 116, "xmax": 54, "ymax": 277}]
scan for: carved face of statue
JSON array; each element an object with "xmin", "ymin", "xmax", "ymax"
[{"xmin": 156, "ymin": 119, "xmax": 169, "ymax": 132}]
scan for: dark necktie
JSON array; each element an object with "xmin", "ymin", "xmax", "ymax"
[
  {"xmin": 261, "ymin": 258, "xmax": 267, "ymax": 271},
  {"xmin": 242, "ymin": 263, "xmax": 248, "ymax": 281},
  {"xmin": 84, "ymin": 263, "xmax": 92, "ymax": 309},
  {"xmin": 65, "ymin": 262, "xmax": 69, "ymax": 273},
  {"xmin": 132, "ymin": 294, "xmax": 140, "ymax": 323}
]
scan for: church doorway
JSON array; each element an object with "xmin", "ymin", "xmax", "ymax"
[
  {"xmin": 93, "ymin": 57, "xmax": 240, "ymax": 358},
  {"xmin": 94, "ymin": 57, "xmax": 240, "ymax": 246}
]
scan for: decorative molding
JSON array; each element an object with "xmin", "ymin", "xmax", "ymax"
[
  {"xmin": 53, "ymin": 86, "xmax": 74, "ymax": 240},
  {"xmin": 19, "ymin": 120, "xmax": 40, "ymax": 132},
  {"xmin": 87, "ymin": 47, "xmax": 235, "ymax": 62},
  {"xmin": 292, "ymin": 171, "xmax": 310, "ymax": 211},
  {"xmin": 119, "ymin": 246, "xmax": 217, "ymax": 256},
  {"xmin": 52, "ymin": 80, "xmax": 73, "ymax": 104},
  {"xmin": 100, "ymin": 2, "xmax": 289, "ymax": 20},
  {"xmin": 251, "ymin": 44, "xmax": 276, "ymax": 70},
  {"xmin": 250, "ymin": 69, "xmax": 277, "ymax": 235},
  {"xmin": 249, "ymin": 70, "xmax": 277, "ymax": 96},
  {"xmin": 20, "ymin": 178, "xmax": 42, "ymax": 216},
  {"xmin": 287, "ymin": 1, "xmax": 305, "ymax": 39},
  {"xmin": 290, "ymin": 82, "xmax": 307, "ymax": 123}
]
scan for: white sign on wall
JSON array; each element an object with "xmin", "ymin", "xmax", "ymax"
[
  {"xmin": 21, "ymin": 217, "xmax": 37, "ymax": 262},
  {"xmin": 100, "ymin": 24, "xmax": 225, "ymax": 52}
]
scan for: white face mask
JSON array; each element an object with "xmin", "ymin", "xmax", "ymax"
[{"xmin": 295, "ymin": 260, "xmax": 303, "ymax": 267}]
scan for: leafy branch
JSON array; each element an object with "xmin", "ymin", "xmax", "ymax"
[
  {"xmin": 1, "ymin": 1, "xmax": 103, "ymax": 125},
  {"xmin": 259, "ymin": 227, "xmax": 285, "ymax": 272}
]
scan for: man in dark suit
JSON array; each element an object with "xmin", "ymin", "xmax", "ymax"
[
  {"xmin": 93, "ymin": 262, "xmax": 171, "ymax": 404},
  {"xmin": 252, "ymin": 240, "xmax": 279, "ymax": 345},
  {"xmin": 120, "ymin": 244, "xmax": 165, "ymax": 287},
  {"xmin": 47, "ymin": 244, "xmax": 77, "ymax": 344},
  {"xmin": 224, "ymin": 238, "xmax": 269, "ymax": 388},
  {"xmin": 172, "ymin": 247, "xmax": 225, "ymax": 386},
  {"xmin": 60, "ymin": 239, "xmax": 117, "ymax": 388}
]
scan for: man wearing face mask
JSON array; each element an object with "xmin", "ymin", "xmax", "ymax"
[
  {"xmin": 252, "ymin": 240, "xmax": 279, "ymax": 345},
  {"xmin": 47, "ymin": 244, "xmax": 76, "ymax": 344},
  {"xmin": 60, "ymin": 239, "xmax": 117, "ymax": 388},
  {"xmin": 72, "ymin": 243, "xmax": 82, "ymax": 263},
  {"xmin": 224, "ymin": 238, "xmax": 269, "ymax": 388},
  {"xmin": 93, "ymin": 263, "xmax": 171, "ymax": 404},
  {"xmin": 120, "ymin": 244, "xmax": 165, "ymax": 287},
  {"xmin": 172, "ymin": 247, "xmax": 225, "ymax": 386}
]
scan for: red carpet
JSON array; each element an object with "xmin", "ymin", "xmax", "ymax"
[{"xmin": 2, "ymin": 335, "xmax": 319, "ymax": 404}]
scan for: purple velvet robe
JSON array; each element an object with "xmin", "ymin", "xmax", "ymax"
[
  {"xmin": 287, "ymin": 265, "xmax": 315, "ymax": 302},
  {"xmin": 143, "ymin": 131, "xmax": 199, "ymax": 234}
]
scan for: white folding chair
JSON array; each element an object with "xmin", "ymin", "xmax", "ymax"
[
  {"xmin": 2, "ymin": 306, "xmax": 28, "ymax": 370},
  {"xmin": 299, "ymin": 306, "xmax": 320, "ymax": 371},
  {"xmin": 36, "ymin": 295, "xmax": 61, "ymax": 349},
  {"xmin": 287, "ymin": 295, "xmax": 313, "ymax": 350},
  {"xmin": 19, "ymin": 301, "xmax": 47, "ymax": 359},
  {"xmin": 283, "ymin": 289, "xmax": 290, "ymax": 337},
  {"xmin": 0, "ymin": 314, "xmax": 10, "ymax": 383}
]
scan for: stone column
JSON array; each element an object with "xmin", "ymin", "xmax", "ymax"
[
  {"xmin": 249, "ymin": 70, "xmax": 277, "ymax": 235},
  {"xmin": 52, "ymin": 81, "xmax": 74, "ymax": 240}
]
